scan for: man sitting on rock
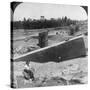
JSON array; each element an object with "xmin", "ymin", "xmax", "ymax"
[{"xmin": 23, "ymin": 62, "xmax": 35, "ymax": 82}]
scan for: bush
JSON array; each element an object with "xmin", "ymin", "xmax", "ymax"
[{"xmin": 69, "ymin": 25, "xmax": 79, "ymax": 35}]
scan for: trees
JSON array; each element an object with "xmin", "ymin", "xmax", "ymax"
[
  {"xmin": 69, "ymin": 24, "xmax": 80, "ymax": 35},
  {"xmin": 13, "ymin": 16, "xmax": 77, "ymax": 30}
]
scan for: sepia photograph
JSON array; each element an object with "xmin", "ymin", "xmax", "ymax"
[{"xmin": 11, "ymin": 2, "xmax": 88, "ymax": 88}]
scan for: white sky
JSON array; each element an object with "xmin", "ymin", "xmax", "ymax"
[{"xmin": 14, "ymin": 2, "xmax": 87, "ymax": 21}]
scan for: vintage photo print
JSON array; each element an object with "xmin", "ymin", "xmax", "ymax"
[{"xmin": 11, "ymin": 2, "xmax": 88, "ymax": 88}]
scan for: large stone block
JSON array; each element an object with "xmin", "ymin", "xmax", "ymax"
[{"xmin": 14, "ymin": 36, "xmax": 86, "ymax": 63}]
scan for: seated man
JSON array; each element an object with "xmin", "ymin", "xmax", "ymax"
[{"xmin": 23, "ymin": 63, "xmax": 35, "ymax": 81}]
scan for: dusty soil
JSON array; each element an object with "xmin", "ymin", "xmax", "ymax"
[{"xmin": 13, "ymin": 56, "xmax": 88, "ymax": 88}]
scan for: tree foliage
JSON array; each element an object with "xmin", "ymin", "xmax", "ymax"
[
  {"xmin": 13, "ymin": 16, "xmax": 77, "ymax": 30},
  {"xmin": 69, "ymin": 24, "xmax": 79, "ymax": 35}
]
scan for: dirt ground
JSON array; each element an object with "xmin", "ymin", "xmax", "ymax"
[{"xmin": 13, "ymin": 56, "xmax": 88, "ymax": 88}]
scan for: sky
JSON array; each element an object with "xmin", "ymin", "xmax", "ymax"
[{"xmin": 13, "ymin": 2, "xmax": 87, "ymax": 21}]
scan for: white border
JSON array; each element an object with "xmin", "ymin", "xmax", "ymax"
[{"xmin": 0, "ymin": 0, "xmax": 89, "ymax": 90}]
